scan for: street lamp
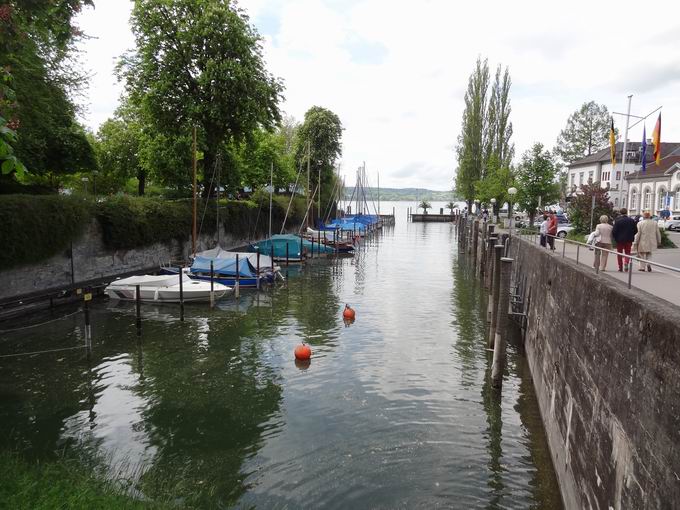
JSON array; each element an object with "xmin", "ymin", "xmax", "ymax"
[
  {"xmin": 490, "ymin": 198, "xmax": 497, "ymax": 223},
  {"xmin": 508, "ymin": 187, "xmax": 518, "ymax": 233}
]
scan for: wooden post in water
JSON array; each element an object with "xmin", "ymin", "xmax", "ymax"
[
  {"xmin": 178, "ymin": 268, "xmax": 184, "ymax": 321},
  {"xmin": 235, "ymin": 254, "xmax": 240, "ymax": 299},
  {"xmin": 480, "ymin": 225, "xmax": 487, "ymax": 277},
  {"xmin": 318, "ymin": 229, "xmax": 321, "ymax": 256},
  {"xmin": 300, "ymin": 236, "xmax": 304, "ymax": 260},
  {"xmin": 210, "ymin": 260, "xmax": 214, "ymax": 309},
  {"xmin": 271, "ymin": 245, "xmax": 274, "ymax": 272},
  {"xmin": 310, "ymin": 237, "xmax": 314, "ymax": 258},
  {"xmin": 472, "ymin": 219, "xmax": 480, "ymax": 263},
  {"xmin": 488, "ymin": 244, "xmax": 503, "ymax": 338},
  {"xmin": 84, "ymin": 292, "xmax": 92, "ymax": 356},
  {"xmin": 286, "ymin": 243, "xmax": 289, "ymax": 266},
  {"xmin": 135, "ymin": 284, "xmax": 142, "ymax": 335},
  {"xmin": 256, "ymin": 252, "xmax": 261, "ymax": 289},
  {"xmin": 491, "ymin": 257, "xmax": 513, "ymax": 389},
  {"xmin": 485, "ymin": 235, "xmax": 498, "ymax": 289}
]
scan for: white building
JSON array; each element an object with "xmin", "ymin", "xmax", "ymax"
[
  {"xmin": 567, "ymin": 142, "xmax": 680, "ymax": 209},
  {"xmin": 626, "ymin": 155, "xmax": 680, "ymax": 215}
]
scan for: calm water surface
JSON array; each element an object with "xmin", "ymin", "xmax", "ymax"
[{"xmin": 0, "ymin": 201, "xmax": 561, "ymax": 509}]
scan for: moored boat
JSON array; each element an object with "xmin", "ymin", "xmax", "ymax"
[{"xmin": 105, "ymin": 274, "xmax": 230, "ymax": 303}]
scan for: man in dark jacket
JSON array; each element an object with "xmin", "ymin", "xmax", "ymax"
[{"xmin": 612, "ymin": 208, "xmax": 637, "ymax": 272}]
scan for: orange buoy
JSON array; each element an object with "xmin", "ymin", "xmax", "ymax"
[
  {"xmin": 294, "ymin": 343, "xmax": 312, "ymax": 360},
  {"xmin": 343, "ymin": 304, "xmax": 356, "ymax": 320}
]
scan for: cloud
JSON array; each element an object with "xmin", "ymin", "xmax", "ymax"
[{"xmin": 74, "ymin": 0, "xmax": 680, "ymax": 190}]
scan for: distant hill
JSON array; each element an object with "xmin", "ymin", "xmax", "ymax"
[{"xmin": 343, "ymin": 187, "xmax": 458, "ymax": 202}]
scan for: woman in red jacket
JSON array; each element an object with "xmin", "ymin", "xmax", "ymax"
[{"xmin": 547, "ymin": 211, "xmax": 558, "ymax": 251}]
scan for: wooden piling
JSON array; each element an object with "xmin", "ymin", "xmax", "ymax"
[
  {"xmin": 256, "ymin": 252, "xmax": 261, "ymax": 289},
  {"xmin": 488, "ymin": 244, "xmax": 503, "ymax": 337},
  {"xmin": 209, "ymin": 261, "xmax": 214, "ymax": 309},
  {"xmin": 491, "ymin": 257, "xmax": 513, "ymax": 389},
  {"xmin": 135, "ymin": 284, "xmax": 141, "ymax": 334},
  {"xmin": 472, "ymin": 219, "xmax": 480, "ymax": 263},
  {"xmin": 178, "ymin": 268, "xmax": 184, "ymax": 321},
  {"xmin": 484, "ymin": 235, "xmax": 497, "ymax": 289},
  {"xmin": 235, "ymin": 254, "xmax": 240, "ymax": 299},
  {"xmin": 286, "ymin": 243, "xmax": 289, "ymax": 267}
]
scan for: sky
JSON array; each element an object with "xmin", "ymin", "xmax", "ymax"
[{"xmin": 75, "ymin": 0, "xmax": 680, "ymax": 190}]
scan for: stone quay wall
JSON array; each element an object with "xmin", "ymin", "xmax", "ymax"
[
  {"xmin": 0, "ymin": 220, "xmax": 257, "ymax": 301},
  {"xmin": 511, "ymin": 237, "xmax": 680, "ymax": 509}
]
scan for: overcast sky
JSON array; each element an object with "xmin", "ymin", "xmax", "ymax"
[{"xmin": 75, "ymin": 0, "xmax": 680, "ymax": 190}]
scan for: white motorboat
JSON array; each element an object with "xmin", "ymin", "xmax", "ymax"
[{"xmin": 104, "ymin": 273, "xmax": 231, "ymax": 303}]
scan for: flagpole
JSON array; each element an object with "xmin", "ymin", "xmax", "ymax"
[{"xmin": 619, "ymin": 95, "xmax": 633, "ymax": 209}]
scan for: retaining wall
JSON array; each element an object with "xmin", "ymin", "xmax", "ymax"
[
  {"xmin": 0, "ymin": 220, "xmax": 256, "ymax": 301},
  {"xmin": 512, "ymin": 237, "xmax": 680, "ymax": 509}
]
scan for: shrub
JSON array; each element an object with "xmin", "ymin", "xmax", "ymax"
[
  {"xmin": 660, "ymin": 228, "xmax": 676, "ymax": 248},
  {"xmin": 0, "ymin": 194, "xmax": 92, "ymax": 268}
]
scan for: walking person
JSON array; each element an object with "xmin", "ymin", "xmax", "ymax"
[
  {"xmin": 612, "ymin": 207, "xmax": 637, "ymax": 272},
  {"xmin": 546, "ymin": 211, "xmax": 557, "ymax": 251},
  {"xmin": 539, "ymin": 213, "xmax": 549, "ymax": 248},
  {"xmin": 634, "ymin": 211, "xmax": 661, "ymax": 271},
  {"xmin": 593, "ymin": 215, "xmax": 613, "ymax": 271}
]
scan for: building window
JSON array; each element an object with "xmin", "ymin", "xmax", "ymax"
[
  {"xmin": 588, "ymin": 171, "xmax": 593, "ymax": 183},
  {"xmin": 675, "ymin": 187, "xmax": 680, "ymax": 211},
  {"xmin": 616, "ymin": 171, "xmax": 621, "ymax": 181},
  {"xmin": 614, "ymin": 197, "xmax": 619, "ymax": 207},
  {"xmin": 631, "ymin": 189, "xmax": 638, "ymax": 210},
  {"xmin": 570, "ymin": 174, "xmax": 575, "ymax": 188},
  {"xmin": 658, "ymin": 189, "xmax": 667, "ymax": 211},
  {"xmin": 643, "ymin": 188, "xmax": 652, "ymax": 210},
  {"xmin": 579, "ymin": 172, "xmax": 584, "ymax": 185}
]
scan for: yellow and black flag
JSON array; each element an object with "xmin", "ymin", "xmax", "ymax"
[{"xmin": 609, "ymin": 119, "xmax": 616, "ymax": 167}]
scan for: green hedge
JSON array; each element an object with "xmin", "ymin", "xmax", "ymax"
[
  {"xmin": 0, "ymin": 194, "xmax": 309, "ymax": 268},
  {"xmin": 0, "ymin": 194, "xmax": 93, "ymax": 269}
]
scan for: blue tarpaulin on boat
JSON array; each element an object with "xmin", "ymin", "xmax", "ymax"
[
  {"xmin": 249, "ymin": 234, "xmax": 334, "ymax": 258},
  {"xmin": 191, "ymin": 256, "xmax": 257, "ymax": 278}
]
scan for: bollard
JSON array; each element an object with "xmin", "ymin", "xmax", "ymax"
[
  {"xmin": 488, "ymin": 244, "xmax": 504, "ymax": 339},
  {"xmin": 178, "ymin": 268, "xmax": 184, "ymax": 321},
  {"xmin": 135, "ymin": 284, "xmax": 142, "ymax": 335},
  {"xmin": 491, "ymin": 257, "xmax": 513, "ymax": 389},
  {"xmin": 210, "ymin": 261, "xmax": 214, "ymax": 309},
  {"xmin": 472, "ymin": 219, "xmax": 480, "ymax": 264}
]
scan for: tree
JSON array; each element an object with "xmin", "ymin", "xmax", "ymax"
[
  {"xmin": 485, "ymin": 65, "xmax": 514, "ymax": 169},
  {"xmin": 474, "ymin": 154, "xmax": 514, "ymax": 218},
  {"xmin": 446, "ymin": 201, "xmax": 456, "ymax": 214},
  {"xmin": 567, "ymin": 182, "xmax": 614, "ymax": 234},
  {"xmin": 1, "ymin": 1, "xmax": 96, "ymax": 186},
  {"xmin": 238, "ymin": 127, "xmax": 295, "ymax": 192},
  {"xmin": 455, "ymin": 57, "xmax": 490, "ymax": 208},
  {"xmin": 555, "ymin": 101, "xmax": 613, "ymax": 164},
  {"xmin": 96, "ymin": 117, "xmax": 144, "ymax": 194},
  {"xmin": 294, "ymin": 106, "xmax": 343, "ymax": 219},
  {"xmin": 120, "ymin": 0, "xmax": 284, "ymax": 197},
  {"xmin": 419, "ymin": 200, "xmax": 431, "ymax": 214},
  {"xmin": 515, "ymin": 143, "xmax": 559, "ymax": 226}
]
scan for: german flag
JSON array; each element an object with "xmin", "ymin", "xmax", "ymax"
[
  {"xmin": 652, "ymin": 113, "xmax": 661, "ymax": 165},
  {"xmin": 609, "ymin": 118, "xmax": 616, "ymax": 167}
]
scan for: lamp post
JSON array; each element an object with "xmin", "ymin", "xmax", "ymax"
[
  {"xmin": 508, "ymin": 187, "xmax": 518, "ymax": 234},
  {"xmin": 490, "ymin": 198, "xmax": 497, "ymax": 223}
]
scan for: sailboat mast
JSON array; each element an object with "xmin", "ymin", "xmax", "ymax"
[
  {"xmin": 269, "ymin": 160, "xmax": 273, "ymax": 240},
  {"xmin": 307, "ymin": 141, "xmax": 311, "ymax": 228},
  {"xmin": 318, "ymin": 166, "xmax": 321, "ymax": 228},
  {"xmin": 192, "ymin": 125, "xmax": 197, "ymax": 257},
  {"xmin": 377, "ymin": 171, "xmax": 380, "ymax": 215},
  {"xmin": 216, "ymin": 153, "xmax": 220, "ymax": 245}
]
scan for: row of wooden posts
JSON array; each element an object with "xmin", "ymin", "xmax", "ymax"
[{"xmin": 455, "ymin": 215, "xmax": 514, "ymax": 389}]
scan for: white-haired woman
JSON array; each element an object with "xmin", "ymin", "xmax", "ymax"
[
  {"xmin": 593, "ymin": 215, "xmax": 613, "ymax": 271},
  {"xmin": 634, "ymin": 210, "xmax": 661, "ymax": 271}
]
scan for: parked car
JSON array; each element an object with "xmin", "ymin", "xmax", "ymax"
[
  {"xmin": 556, "ymin": 225, "xmax": 574, "ymax": 238},
  {"xmin": 665, "ymin": 216, "xmax": 680, "ymax": 231}
]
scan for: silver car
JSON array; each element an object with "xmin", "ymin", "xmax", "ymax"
[{"xmin": 665, "ymin": 216, "xmax": 680, "ymax": 231}]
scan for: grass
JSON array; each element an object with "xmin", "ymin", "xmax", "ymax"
[{"xmin": 0, "ymin": 451, "xmax": 172, "ymax": 510}]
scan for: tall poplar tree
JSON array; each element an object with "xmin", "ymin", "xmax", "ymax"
[{"xmin": 455, "ymin": 57, "xmax": 490, "ymax": 209}]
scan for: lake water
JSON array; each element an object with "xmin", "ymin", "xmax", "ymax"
[{"xmin": 0, "ymin": 201, "xmax": 561, "ymax": 509}]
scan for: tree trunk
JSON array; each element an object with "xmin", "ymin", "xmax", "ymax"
[
  {"xmin": 138, "ymin": 170, "xmax": 146, "ymax": 196},
  {"xmin": 529, "ymin": 212, "xmax": 535, "ymax": 227}
]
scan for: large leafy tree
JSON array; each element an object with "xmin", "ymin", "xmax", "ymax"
[
  {"xmin": 555, "ymin": 101, "xmax": 613, "ymax": 164},
  {"xmin": 1, "ymin": 0, "xmax": 95, "ymax": 187},
  {"xmin": 474, "ymin": 154, "xmax": 514, "ymax": 217},
  {"xmin": 294, "ymin": 106, "xmax": 343, "ymax": 220},
  {"xmin": 515, "ymin": 143, "xmax": 559, "ymax": 226},
  {"xmin": 455, "ymin": 57, "xmax": 490, "ymax": 209},
  {"xmin": 120, "ymin": 0, "xmax": 284, "ymax": 197},
  {"xmin": 96, "ymin": 116, "xmax": 144, "ymax": 194},
  {"xmin": 238, "ymin": 127, "xmax": 295, "ymax": 192}
]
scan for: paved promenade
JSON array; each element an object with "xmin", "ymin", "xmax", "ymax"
[{"xmin": 521, "ymin": 232, "xmax": 680, "ymax": 305}]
